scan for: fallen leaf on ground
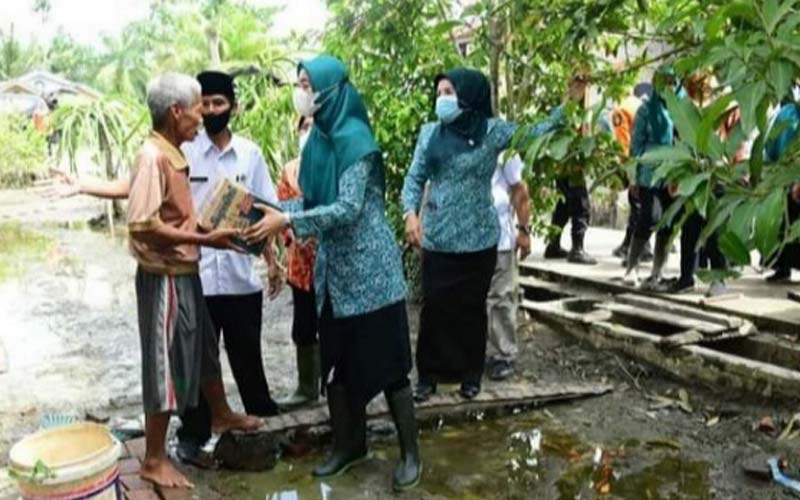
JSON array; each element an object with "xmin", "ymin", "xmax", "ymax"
[
  {"xmin": 645, "ymin": 438, "xmax": 682, "ymax": 450},
  {"xmin": 757, "ymin": 416, "xmax": 776, "ymax": 435}
]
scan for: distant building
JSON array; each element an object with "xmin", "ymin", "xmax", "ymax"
[
  {"xmin": 0, "ymin": 70, "xmax": 101, "ymax": 116},
  {"xmin": 0, "ymin": 92, "xmax": 47, "ymax": 117}
]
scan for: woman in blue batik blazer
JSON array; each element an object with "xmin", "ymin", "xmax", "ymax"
[
  {"xmin": 244, "ymin": 55, "xmax": 421, "ymax": 492},
  {"xmin": 402, "ymin": 67, "xmax": 558, "ymax": 403}
]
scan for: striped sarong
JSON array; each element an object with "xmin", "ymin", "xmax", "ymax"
[{"xmin": 135, "ymin": 267, "xmax": 220, "ymax": 415}]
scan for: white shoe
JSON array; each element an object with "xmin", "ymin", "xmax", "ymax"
[{"xmin": 622, "ymin": 269, "xmax": 640, "ymax": 287}]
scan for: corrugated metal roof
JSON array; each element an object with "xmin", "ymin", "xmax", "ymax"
[{"xmin": 0, "ymin": 70, "xmax": 100, "ymax": 100}]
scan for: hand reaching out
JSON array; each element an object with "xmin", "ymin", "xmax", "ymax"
[
  {"xmin": 202, "ymin": 228, "xmax": 245, "ymax": 252},
  {"xmin": 243, "ymin": 204, "xmax": 288, "ymax": 244}
]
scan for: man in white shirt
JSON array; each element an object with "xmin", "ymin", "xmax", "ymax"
[
  {"xmin": 486, "ymin": 154, "xmax": 531, "ymax": 381},
  {"xmin": 176, "ymin": 70, "xmax": 282, "ymax": 464}
]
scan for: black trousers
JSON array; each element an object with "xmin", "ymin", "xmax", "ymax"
[
  {"xmin": 679, "ymin": 212, "xmax": 727, "ymax": 285},
  {"xmin": 290, "ymin": 285, "xmax": 318, "ymax": 347},
  {"xmin": 621, "ymin": 188, "xmax": 642, "ymax": 247},
  {"xmin": 634, "ymin": 186, "xmax": 673, "ymax": 240},
  {"xmin": 551, "ymin": 177, "xmax": 590, "ymax": 242},
  {"xmin": 774, "ymin": 191, "xmax": 800, "ymax": 272},
  {"xmin": 177, "ymin": 291, "xmax": 275, "ymax": 446}
]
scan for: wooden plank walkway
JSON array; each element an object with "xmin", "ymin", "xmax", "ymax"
[
  {"xmin": 212, "ymin": 381, "xmax": 614, "ymax": 470},
  {"xmin": 261, "ymin": 381, "xmax": 614, "ymax": 435},
  {"xmin": 116, "ymin": 381, "xmax": 613, "ymax": 499}
]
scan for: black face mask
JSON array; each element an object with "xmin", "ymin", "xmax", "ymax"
[{"xmin": 203, "ymin": 108, "xmax": 232, "ymax": 135}]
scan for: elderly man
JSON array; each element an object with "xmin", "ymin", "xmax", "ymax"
[
  {"xmin": 127, "ymin": 72, "xmax": 260, "ymax": 488},
  {"xmin": 175, "ymin": 70, "xmax": 283, "ymax": 466},
  {"xmin": 53, "ymin": 71, "xmax": 283, "ymax": 468}
]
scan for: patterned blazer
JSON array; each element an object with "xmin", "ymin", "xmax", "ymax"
[
  {"xmin": 286, "ymin": 152, "xmax": 407, "ymax": 318},
  {"xmin": 402, "ymin": 116, "xmax": 562, "ymax": 254},
  {"xmin": 401, "ymin": 119, "xmax": 518, "ymax": 253}
]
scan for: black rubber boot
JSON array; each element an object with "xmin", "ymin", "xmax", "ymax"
[
  {"xmin": 766, "ymin": 268, "xmax": 792, "ymax": 283},
  {"xmin": 413, "ymin": 379, "xmax": 436, "ymax": 403},
  {"xmin": 459, "ymin": 381, "xmax": 481, "ymax": 400},
  {"xmin": 544, "ymin": 241, "xmax": 568, "ymax": 259},
  {"xmin": 612, "ymin": 243, "xmax": 629, "ymax": 259},
  {"xmin": 278, "ymin": 343, "xmax": 320, "ymax": 410},
  {"xmin": 386, "ymin": 386, "xmax": 422, "ymax": 492},
  {"xmin": 663, "ymin": 278, "xmax": 695, "ymax": 294},
  {"xmin": 567, "ymin": 233, "xmax": 597, "ymax": 265},
  {"xmin": 312, "ymin": 385, "xmax": 368, "ymax": 478}
]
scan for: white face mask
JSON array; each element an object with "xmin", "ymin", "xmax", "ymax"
[
  {"xmin": 293, "ymin": 87, "xmax": 318, "ymax": 118},
  {"xmin": 299, "ymin": 131, "xmax": 310, "ymax": 151}
]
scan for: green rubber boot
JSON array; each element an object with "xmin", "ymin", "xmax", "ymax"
[
  {"xmin": 312, "ymin": 385, "xmax": 369, "ymax": 478},
  {"xmin": 387, "ymin": 386, "xmax": 422, "ymax": 491},
  {"xmin": 278, "ymin": 344, "xmax": 320, "ymax": 409}
]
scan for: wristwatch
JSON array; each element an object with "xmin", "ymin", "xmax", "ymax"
[{"xmin": 516, "ymin": 224, "xmax": 531, "ymax": 235}]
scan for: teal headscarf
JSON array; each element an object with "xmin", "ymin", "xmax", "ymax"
[
  {"xmin": 645, "ymin": 65, "xmax": 678, "ymax": 148},
  {"xmin": 297, "ymin": 55, "xmax": 381, "ymax": 209},
  {"xmin": 426, "ymin": 68, "xmax": 494, "ymax": 170},
  {"xmin": 632, "ymin": 66, "xmax": 677, "ymax": 186},
  {"xmin": 765, "ymin": 101, "xmax": 800, "ymax": 162}
]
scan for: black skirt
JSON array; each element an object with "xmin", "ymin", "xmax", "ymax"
[
  {"xmin": 416, "ymin": 246, "xmax": 498, "ymax": 384},
  {"xmin": 319, "ymin": 299, "xmax": 412, "ymax": 409},
  {"xmin": 290, "ymin": 284, "xmax": 318, "ymax": 347}
]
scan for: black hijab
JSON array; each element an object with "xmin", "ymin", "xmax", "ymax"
[{"xmin": 426, "ymin": 68, "xmax": 493, "ymax": 170}]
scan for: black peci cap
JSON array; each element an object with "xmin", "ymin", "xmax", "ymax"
[{"xmin": 197, "ymin": 70, "xmax": 236, "ymax": 102}]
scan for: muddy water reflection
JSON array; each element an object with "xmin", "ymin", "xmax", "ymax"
[{"xmin": 201, "ymin": 414, "xmax": 710, "ymax": 500}]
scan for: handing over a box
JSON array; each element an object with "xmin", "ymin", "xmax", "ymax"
[{"xmin": 199, "ymin": 177, "xmax": 282, "ymax": 256}]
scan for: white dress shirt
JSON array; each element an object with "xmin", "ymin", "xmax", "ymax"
[
  {"xmin": 492, "ymin": 154, "xmax": 524, "ymax": 252},
  {"xmin": 182, "ymin": 130, "xmax": 278, "ymax": 297}
]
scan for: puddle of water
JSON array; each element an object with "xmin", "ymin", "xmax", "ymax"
[
  {"xmin": 0, "ymin": 220, "xmax": 295, "ymax": 463},
  {"xmin": 0, "ymin": 222, "xmax": 53, "ymax": 282},
  {"xmin": 0, "ymin": 223, "xmax": 140, "ymax": 440},
  {"xmin": 195, "ymin": 414, "xmax": 711, "ymax": 500}
]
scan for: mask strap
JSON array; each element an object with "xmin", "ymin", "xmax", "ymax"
[{"xmin": 314, "ymin": 78, "xmax": 346, "ymax": 107}]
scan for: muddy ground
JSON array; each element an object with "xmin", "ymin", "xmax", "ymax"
[{"xmin": 1, "ymin": 193, "xmax": 799, "ymax": 499}]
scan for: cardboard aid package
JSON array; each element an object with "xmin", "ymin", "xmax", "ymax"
[{"xmin": 199, "ymin": 177, "xmax": 282, "ymax": 255}]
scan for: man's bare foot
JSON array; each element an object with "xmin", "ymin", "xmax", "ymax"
[
  {"xmin": 141, "ymin": 457, "xmax": 194, "ymax": 489},
  {"xmin": 212, "ymin": 413, "xmax": 263, "ymax": 434}
]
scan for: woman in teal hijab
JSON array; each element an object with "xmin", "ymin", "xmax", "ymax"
[
  {"xmin": 623, "ymin": 65, "xmax": 679, "ymax": 287},
  {"xmin": 244, "ymin": 55, "xmax": 421, "ymax": 492},
  {"xmin": 401, "ymin": 68, "xmax": 558, "ymax": 402},
  {"xmin": 764, "ymin": 94, "xmax": 800, "ymax": 281}
]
